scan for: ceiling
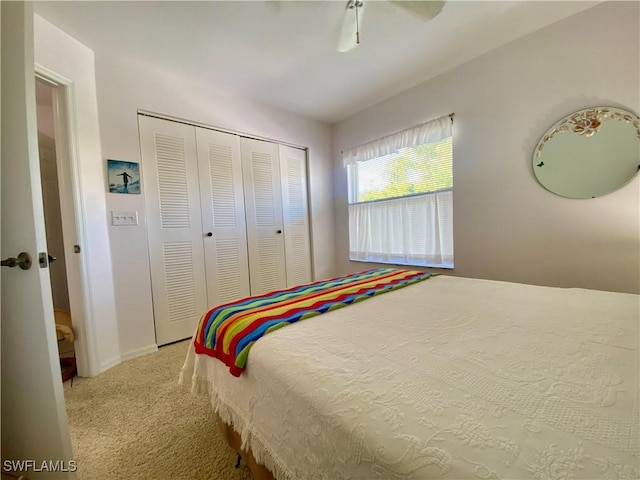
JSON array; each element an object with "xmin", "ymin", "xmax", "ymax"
[{"xmin": 33, "ymin": 1, "xmax": 599, "ymax": 124}]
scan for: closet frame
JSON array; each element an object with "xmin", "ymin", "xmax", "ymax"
[{"xmin": 138, "ymin": 112, "xmax": 313, "ymax": 346}]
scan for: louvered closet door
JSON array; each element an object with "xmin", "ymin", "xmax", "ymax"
[
  {"xmin": 195, "ymin": 128, "xmax": 250, "ymax": 306},
  {"xmin": 139, "ymin": 116, "xmax": 208, "ymax": 346},
  {"xmin": 279, "ymin": 145, "xmax": 313, "ymax": 286},
  {"xmin": 241, "ymin": 137, "xmax": 287, "ymax": 295}
]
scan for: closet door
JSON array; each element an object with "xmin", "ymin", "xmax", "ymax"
[
  {"xmin": 195, "ymin": 128, "xmax": 250, "ymax": 306},
  {"xmin": 241, "ymin": 137, "xmax": 287, "ymax": 295},
  {"xmin": 139, "ymin": 116, "xmax": 208, "ymax": 346},
  {"xmin": 279, "ymin": 145, "xmax": 313, "ymax": 286}
]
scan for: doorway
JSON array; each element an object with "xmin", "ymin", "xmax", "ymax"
[{"xmin": 34, "ymin": 73, "xmax": 91, "ymax": 378}]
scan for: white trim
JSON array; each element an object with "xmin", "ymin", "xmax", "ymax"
[
  {"xmin": 99, "ymin": 355, "xmax": 122, "ymax": 373},
  {"xmin": 120, "ymin": 344, "xmax": 159, "ymax": 363},
  {"xmin": 100, "ymin": 345, "xmax": 159, "ymax": 372},
  {"xmin": 137, "ymin": 109, "xmax": 307, "ymax": 150},
  {"xmin": 35, "ymin": 64, "xmax": 100, "ymax": 377}
]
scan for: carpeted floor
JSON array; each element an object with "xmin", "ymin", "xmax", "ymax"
[{"xmin": 64, "ymin": 340, "xmax": 252, "ymax": 480}]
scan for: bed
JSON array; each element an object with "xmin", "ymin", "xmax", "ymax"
[{"xmin": 181, "ymin": 270, "xmax": 639, "ymax": 480}]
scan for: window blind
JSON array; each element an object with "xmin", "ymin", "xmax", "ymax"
[
  {"xmin": 344, "ymin": 114, "xmax": 454, "ymax": 269},
  {"xmin": 348, "ymin": 138, "xmax": 452, "ymax": 204}
]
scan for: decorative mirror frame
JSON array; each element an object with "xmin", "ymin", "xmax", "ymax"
[{"xmin": 533, "ymin": 106, "xmax": 640, "ymax": 199}]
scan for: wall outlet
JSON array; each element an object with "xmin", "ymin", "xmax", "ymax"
[{"xmin": 112, "ymin": 211, "xmax": 138, "ymax": 226}]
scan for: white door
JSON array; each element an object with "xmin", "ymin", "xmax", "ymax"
[
  {"xmin": 279, "ymin": 145, "xmax": 313, "ymax": 286},
  {"xmin": 139, "ymin": 115, "xmax": 208, "ymax": 346},
  {"xmin": 1, "ymin": 2, "xmax": 76, "ymax": 477},
  {"xmin": 241, "ymin": 137, "xmax": 287, "ymax": 295},
  {"xmin": 195, "ymin": 127, "xmax": 250, "ymax": 306}
]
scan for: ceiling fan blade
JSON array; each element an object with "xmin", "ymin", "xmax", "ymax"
[
  {"xmin": 390, "ymin": 1, "xmax": 445, "ymax": 20},
  {"xmin": 337, "ymin": 1, "xmax": 366, "ymax": 53}
]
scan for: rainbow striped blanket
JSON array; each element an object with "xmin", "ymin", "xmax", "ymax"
[{"xmin": 194, "ymin": 268, "xmax": 434, "ymax": 376}]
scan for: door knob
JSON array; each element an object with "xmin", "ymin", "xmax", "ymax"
[
  {"xmin": 1, "ymin": 252, "xmax": 33, "ymax": 270},
  {"xmin": 206, "ymin": 232, "xmax": 213, "ymax": 237},
  {"xmin": 276, "ymin": 230, "xmax": 282, "ymax": 234}
]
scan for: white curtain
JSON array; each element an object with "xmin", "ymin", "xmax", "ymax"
[
  {"xmin": 349, "ymin": 190, "xmax": 453, "ymax": 268},
  {"xmin": 342, "ymin": 114, "xmax": 452, "ymax": 166}
]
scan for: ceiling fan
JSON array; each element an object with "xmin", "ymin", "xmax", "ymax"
[{"xmin": 337, "ymin": 1, "xmax": 445, "ymax": 53}]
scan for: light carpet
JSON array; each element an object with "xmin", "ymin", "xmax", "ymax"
[{"xmin": 64, "ymin": 340, "xmax": 252, "ymax": 480}]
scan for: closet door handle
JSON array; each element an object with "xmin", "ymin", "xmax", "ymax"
[
  {"xmin": 276, "ymin": 230, "xmax": 282, "ymax": 234},
  {"xmin": 206, "ymin": 232, "xmax": 213, "ymax": 237}
]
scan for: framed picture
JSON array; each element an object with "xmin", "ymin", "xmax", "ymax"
[{"xmin": 108, "ymin": 160, "xmax": 140, "ymax": 194}]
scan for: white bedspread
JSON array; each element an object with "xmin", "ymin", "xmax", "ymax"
[{"xmin": 181, "ymin": 275, "xmax": 639, "ymax": 480}]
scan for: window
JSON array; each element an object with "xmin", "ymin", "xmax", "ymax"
[{"xmin": 344, "ymin": 115, "xmax": 453, "ymax": 268}]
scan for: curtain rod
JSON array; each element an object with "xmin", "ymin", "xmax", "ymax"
[{"xmin": 378, "ymin": 113, "xmax": 455, "ymax": 142}]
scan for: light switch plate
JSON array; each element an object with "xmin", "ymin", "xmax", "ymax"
[{"xmin": 112, "ymin": 210, "xmax": 138, "ymax": 226}]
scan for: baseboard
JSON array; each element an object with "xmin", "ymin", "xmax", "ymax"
[
  {"xmin": 96, "ymin": 345, "xmax": 158, "ymax": 374},
  {"xmin": 120, "ymin": 344, "xmax": 158, "ymax": 362},
  {"xmin": 99, "ymin": 355, "xmax": 122, "ymax": 373}
]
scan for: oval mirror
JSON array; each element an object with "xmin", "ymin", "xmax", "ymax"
[{"xmin": 533, "ymin": 107, "xmax": 640, "ymax": 198}]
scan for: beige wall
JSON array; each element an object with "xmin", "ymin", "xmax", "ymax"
[
  {"xmin": 94, "ymin": 53, "xmax": 335, "ymax": 358},
  {"xmin": 36, "ymin": 12, "xmax": 335, "ymax": 364},
  {"xmin": 332, "ymin": 2, "xmax": 639, "ymax": 294},
  {"xmin": 37, "ymin": 131, "xmax": 71, "ymax": 313},
  {"xmin": 35, "ymin": 15, "xmax": 121, "ymax": 374}
]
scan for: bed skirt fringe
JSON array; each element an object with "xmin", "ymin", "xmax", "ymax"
[{"xmin": 179, "ymin": 364, "xmax": 294, "ymax": 480}]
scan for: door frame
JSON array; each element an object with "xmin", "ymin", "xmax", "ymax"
[{"xmin": 35, "ymin": 64, "xmax": 98, "ymax": 377}]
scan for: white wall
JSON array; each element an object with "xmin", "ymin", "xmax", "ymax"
[
  {"xmin": 34, "ymin": 16, "xmax": 121, "ymax": 374},
  {"xmin": 94, "ymin": 54, "xmax": 335, "ymax": 357},
  {"xmin": 332, "ymin": 2, "xmax": 639, "ymax": 294}
]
